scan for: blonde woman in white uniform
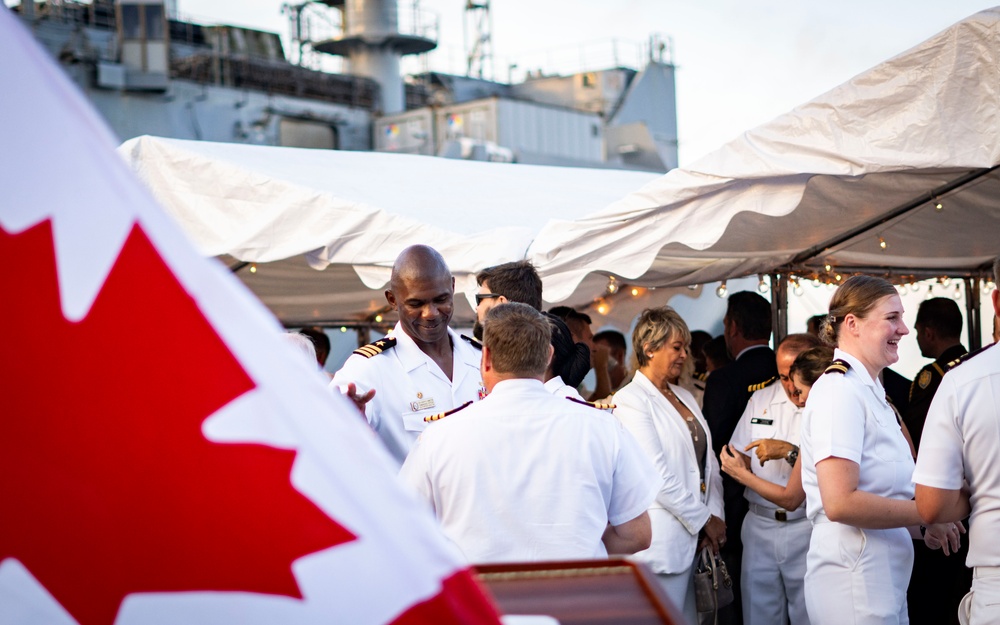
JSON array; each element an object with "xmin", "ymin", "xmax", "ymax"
[
  {"xmin": 799, "ymin": 275, "xmax": 962, "ymax": 624},
  {"xmin": 614, "ymin": 307, "xmax": 726, "ymax": 623}
]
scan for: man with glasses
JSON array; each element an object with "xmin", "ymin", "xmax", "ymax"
[
  {"xmin": 331, "ymin": 245, "xmax": 485, "ymax": 466},
  {"xmin": 473, "ymin": 260, "xmax": 544, "ymax": 341}
]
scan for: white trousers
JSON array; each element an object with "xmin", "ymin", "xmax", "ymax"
[
  {"xmin": 656, "ymin": 561, "xmax": 697, "ymax": 625},
  {"xmin": 741, "ymin": 511, "xmax": 811, "ymax": 624},
  {"xmin": 958, "ymin": 566, "xmax": 1000, "ymax": 625},
  {"xmin": 805, "ymin": 523, "xmax": 912, "ymax": 625}
]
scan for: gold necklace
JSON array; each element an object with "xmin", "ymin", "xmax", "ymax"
[{"xmin": 662, "ymin": 386, "xmax": 698, "ymax": 441}]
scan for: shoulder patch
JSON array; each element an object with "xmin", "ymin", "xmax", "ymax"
[
  {"xmin": 352, "ymin": 336, "xmax": 397, "ymax": 358},
  {"xmin": 824, "ymin": 359, "xmax": 850, "ymax": 375},
  {"xmin": 917, "ymin": 369, "xmax": 934, "ymax": 389},
  {"xmin": 947, "ymin": 343, "xmax": 993, "ymax": 370},
  {"xmin": 423, "ymin": 401, "xmax": 473, "ymax": 423},
  {"xmin": 747, "ymin": 377, "xmax": 776, "ymax": 393},
  {"xmin": 461, "ymin": 334, "xmax": 483, "ymax": 350},
  {"xmin": 566, "ymin": 396, "xmax": 616, "ymax": 411}
]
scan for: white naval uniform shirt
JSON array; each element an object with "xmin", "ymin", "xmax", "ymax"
[
  {"xmin": 399, "ymin": 378, "xmax": 659, "ymax": 564},
  {"xmin": 914, "ymin": 343, "xmax": 1000, "ymax": 568},
  {"xmin": 801, "ymin": 349, "xmax": 915, "ymax": 523},
  {"xmin": 730, "ymin": 382, "xmax": 801, "ymax": 509},
  {"xmin": 543, "ymin": 375, "xmax": 584, "ymax": 400},
  {"xmin": 331, "ymin": 322, "xmax": 484, "ymax": 466}
]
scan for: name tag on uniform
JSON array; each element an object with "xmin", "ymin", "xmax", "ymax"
[
  {"xmin": 751, "ymin": 418, "xmax": 773, "ymax": 425},
  {"xmin": 410, "ymin": 398, "xmax": 436, "ymax": 412}
]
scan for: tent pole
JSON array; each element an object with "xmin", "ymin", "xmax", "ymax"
[
  {"xmin": 771, "ymin": 273, "xmax": 788, "ymax": 346},
  {"xmin": 965, "ymin": 277, "xmax": 982, "ymax": 352}
]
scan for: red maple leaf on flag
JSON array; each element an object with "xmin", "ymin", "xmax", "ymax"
[{"xmin": 0, "ymin": 221, "xmax": 355, "ymax": 625}]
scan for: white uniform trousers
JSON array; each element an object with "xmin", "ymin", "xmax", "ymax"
[
  {"xmin": 805, "ymin": 523, "xmax": 913, "ymax": 625},
  {"xmin": 959, "ymin": 566, "xmax": 1000, "ymax": 625},
  {"xmin": 741, "ymin": 508, "xmax": 811, "ymax": 624},
  {"xmin": 655, "ymin": 558, "xmax": 697, "ymax": 625}
]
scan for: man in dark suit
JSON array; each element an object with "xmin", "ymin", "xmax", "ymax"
[
  {"xmin": 904, "ymin": 297, "xmax": 970, "ymax": 625},
  {"xmin": 702, "ymin": 291, "xmax": 777, "ymax": 625}
]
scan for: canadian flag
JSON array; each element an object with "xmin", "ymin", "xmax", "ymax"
[{"xmin": 0, "ymin": 7, "xmax": 500, "ymax": 625}]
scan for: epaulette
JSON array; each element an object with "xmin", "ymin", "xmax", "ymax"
[
  {"xmin": 461, "ymin": 334, "xmax": 483, "ymax": 350},
  {"xmin": 947, "ymin": 343, "xmax": 994, "ymax": 370},
  {"xmin": 423, "ymin": 401, "xmax": 473, "ymax": 423},
  {"xmin": 747, "ymin": 377, "xmax": 776, "ymax": 393},
  {"xmin": 694, "ymin": 371, "xmax": 708, "ymax": 382},
  {"xmin": 566, "ymin": 396, "xmax": 616, "ymax": 411},
  {"xmin": 825, "ymin": 359, "xmax": 851, "ymax": 375},
  {"xmin": 353, "ymin": 337, "xmax": 397, "ymax": 358}
]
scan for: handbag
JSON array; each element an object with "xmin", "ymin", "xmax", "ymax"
[{"xmin": 694, "ymin": 547, "xmax": 734, "ymax": 622}]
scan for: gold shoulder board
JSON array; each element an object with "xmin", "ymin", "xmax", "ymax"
[
  {"xmin": 824, "ymin": 359, "xmax": 850, "ymax": 375},
  {"xmin": 566, "ymin": 396, "xmax": 616, "ymax": 411},
  {"xmin": 352, "ymin": 336, "xmax": 397, "ymax": 358},
  {"xmin": 423, "ymin": 401, "xmax": 473, "ymax": 423},
  {"xmin": 747, "ymin": 376, "xmax": 777, "ymax": 393}
]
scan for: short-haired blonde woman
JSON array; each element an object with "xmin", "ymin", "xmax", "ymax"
[
  {"xmin": 799, "ymin": 276, "xmax": 963, "ymax": 624},
  {"xmin": 613, "ymin": 307, "xmax": 725, "ymax": 622}
]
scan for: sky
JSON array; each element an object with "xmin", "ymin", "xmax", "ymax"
[{"xmin": 172, "ymin": 0, "xmax": 1000, "ymax": 165}]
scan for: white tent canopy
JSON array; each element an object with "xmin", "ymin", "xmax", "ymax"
[
  {"xmin": 530, "ymin": 7, "xmax": 1000, "ymax": 303},
  {"xmin": 119, "ymin": 136, "xmax": 660, "ymax": 326}
]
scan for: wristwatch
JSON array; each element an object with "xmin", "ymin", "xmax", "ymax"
[{"xmin": 785, "ymin": 446, "xmax": 799, "ymax": 466}]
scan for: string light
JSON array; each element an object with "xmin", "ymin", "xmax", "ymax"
[
  {"xmin": 631, "ymin": 287, "xmax": 640, "ymax": 297},
  {"xmin": 340, "ymin": 326, "xmax": 347, "ymax": 332},
  {"xmin": 606, "ymin": 276, "xmax": 619, "ymax": 294},
  {"xmin": 878, "ymin": 235, "xmax": 887, "ymax": 250},
  {"xmin": 824, "ymin": 263, "xmax": 832, "ymax": 273},
  {"xmin": 249, "ymin": 263, "xmax": 257, "ymax": 274},
  {"xmin": 834, "ymin": 274, "xmax": 843, "ymax": 282},
  {"xmin": 716, "ymin": 281, "xmax": 728, "ymax": 298},
  {"xmin": 374, "ymin": 314, "xmax": 383, "ymax": 323},
  {"xmin": 791, "ymin": 277, "xmax": 804, "ymax": 297},
  {"xmin": 953, "ymin": 284, "xmax": 962, "ymax": 300},
  {"xmin": 934, "ymin": 198, "xmax": 944, "ymax": 212},
  {"xmin": 757, "ymin": 275, "xmax": 769, "ymax": 294},
  {"xmin": 596, "ymin": 299, "xmax": 610, "ymax": 315}
]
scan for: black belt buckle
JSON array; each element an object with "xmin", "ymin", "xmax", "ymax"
[{"xmin": 775, "ymin": 509, "xmax": 787, "ymax": 522}]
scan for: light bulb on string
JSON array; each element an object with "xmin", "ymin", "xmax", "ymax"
[
  {"xmin": 791, "ymin": 277, "xmax": 803, "ymax": 296},
  {"xmin": 340, "ymin": 326, "xmax": 347, "ymax": 333},
  {"xmin": 374, "ymin": 314, "xmax": 383, "ymax": 323},
  {"xmin": 716, "ymin": 281, "xmax": 728, "ymax": 298},
  {"xmin": 606, "ymin": 276, "xmax": 619, "ymax": 294},
  {"xmin": 953, "ymin": 284, "xmax": 962, "ymax": 300},
  {"xmin": 934, "ymin": 198, "xmax": 944, "ymax": 212},
  {"xmin": 249, "ymin": 263, "xmax": 257, "ymax": 274},
  {"xmin": 631, "ymin": 287, "xmax": 641, "ymax": 297},
  {"xmin": 824, "ymin": 263, "xmax": 832, "ymax": 273},
  {"xmin": 878, "ymin": 235, "xmax": 887, "ymax": 250},
  {"xmin": 596, "ymin": 299, "xmax": 610, "ymax": 315},
  {"xmin": 757, "ymin": 275, "xmax": 769, "ymax": 294}
]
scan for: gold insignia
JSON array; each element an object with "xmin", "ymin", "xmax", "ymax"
[
  {"xmin": 566, "ymin": 397, "xmax": 615, "ymax": 411},
  {"xmin": 416, "ymin": 391, "xmax": 423, "ymax": 399},
  {"xmin": 824, "ymin": 359, "xmax": 850, "ymax": 375},
  {"xmin": 352, "ymin": 336, "xmax": 397, "ymax": 358},
  {"xmin": 423, "ymin": 401, "xmax": 473, "ymax": 423},
  {"xmin": 917, "ymin": 370, "xmax": 933, "ymax": 389},
  {"xmin": 748, "ymin": 377, "xmax": 777, "ymax": 392}
]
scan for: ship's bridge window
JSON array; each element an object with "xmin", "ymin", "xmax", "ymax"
[{"xmin": 119, "ymin": 3, "xmax": 165, "ymax": 41}]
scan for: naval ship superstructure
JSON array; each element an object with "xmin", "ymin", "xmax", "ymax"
[{"xmin": 10, "ymin": 0, "xmax": 678, "ymax": 172}]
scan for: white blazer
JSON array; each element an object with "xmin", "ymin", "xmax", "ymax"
[{"xmin": 613, "ymin": 370, "xmax": 724, "ymax": 574}]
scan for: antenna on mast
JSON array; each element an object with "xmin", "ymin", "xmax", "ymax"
[{"xmin": 463, "ymin": 0, "xmax": 493, "ymax": 80}]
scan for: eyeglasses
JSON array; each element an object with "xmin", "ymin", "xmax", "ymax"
[{"xmin": 476, "ymin": 293, "xmax": 502, "ymax": 306}]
